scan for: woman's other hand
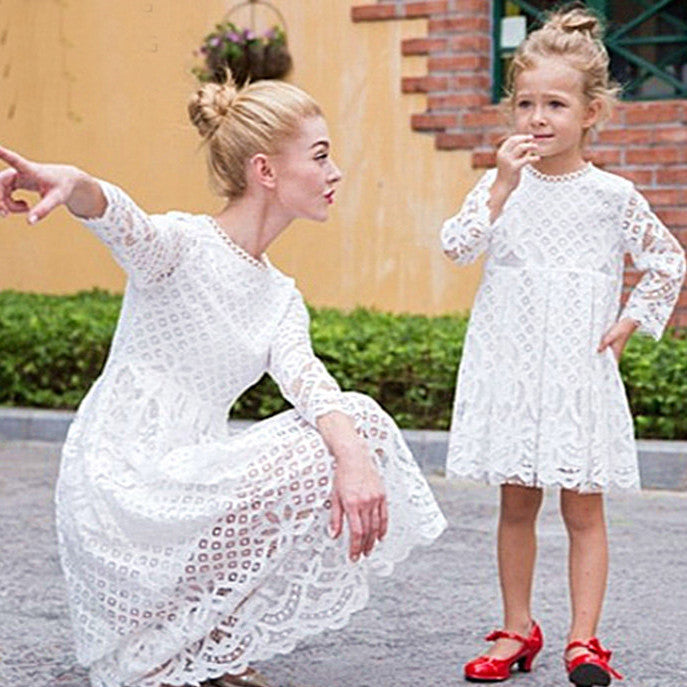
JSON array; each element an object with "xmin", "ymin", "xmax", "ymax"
[{"xmin": 317, "ymin": 411, "xmax": 388, "ymax": 562}]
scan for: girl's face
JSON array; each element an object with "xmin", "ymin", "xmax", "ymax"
[
  {"xmin": 270, "ymin": 115, "xmax": 342, "ymax": 223},
  {"xmin": 513, "ymin": 57, "xmax": 600, "ymax": 172}
]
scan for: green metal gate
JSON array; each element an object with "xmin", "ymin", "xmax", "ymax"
[{"xmin": 492, "ymin": 0, "xmax": 687, "ymax": 102}]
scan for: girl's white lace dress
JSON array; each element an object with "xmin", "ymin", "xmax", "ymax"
[
  {"xmin": 55, "ymin": 181, "xmax": 447, "ymax": 687},
  {"xmin": 441, "ymin": 164, "xmax": 685, "ymax": 492}
]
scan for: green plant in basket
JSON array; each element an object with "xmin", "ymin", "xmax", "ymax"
[{"xmin": 193, "ymin": 21, "xmax": 291, "ymax": 85}]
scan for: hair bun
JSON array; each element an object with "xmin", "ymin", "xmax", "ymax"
[
  {"xmin": 547, "ymin": 8, "xmax": 603, "ymax": 40},
  {"xmin": 188, "ymin": 77, "xmax": 238, "ymax": 139}
]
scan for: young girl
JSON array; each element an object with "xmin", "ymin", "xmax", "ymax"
[
  {"xmin": 440, "ymin": 8, "xmax": 685, "ymax": 687},
  {"xmin": 0, "ymin": 78, "xmax": 446, "ymax": 687}
]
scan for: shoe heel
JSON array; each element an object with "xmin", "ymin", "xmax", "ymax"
[
  {"xmin": 518, "ymin": 645, "xmax": 541, "ymax": 673},
  {"xmin": 518, "ymin": 656, "xmax": 532, "ymax": 673}
]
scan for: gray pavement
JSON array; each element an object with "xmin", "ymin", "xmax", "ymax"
[{"xmin": 2, "ymin": 441, "xmax": 687, "ymax": 687}]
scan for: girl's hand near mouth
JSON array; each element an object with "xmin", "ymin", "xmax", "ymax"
[{"xmin": 488, "ymin": 134, "xmax": 540, "ymax": 223}]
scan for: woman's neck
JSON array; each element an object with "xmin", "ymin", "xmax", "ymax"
[{"xmin": 213, "ymin": 193, "xmax": 290, "ymax": 258}]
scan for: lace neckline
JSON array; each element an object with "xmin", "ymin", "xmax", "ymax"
[
  {"xmin": 206, "ymin": 216, "xmax": 268, "ymax": 270},
  {"xmin": 525, "ymin": 162, "xmax": 593, "ymax": 183}
]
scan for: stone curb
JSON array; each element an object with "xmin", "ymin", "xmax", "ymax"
[{"xmin": 1, "ymin": 406, "xmax": 686, "ymax": 490}]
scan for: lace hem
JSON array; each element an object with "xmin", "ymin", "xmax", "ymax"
[
  {"xmin": 69, "ymin": 393, "xmax": 446, "ymax": 687},
  {"xmin": 445, "ymin": 464, "xmax": 641, "ymax": 494},
  {"xmin": 89, "ymin": 527, "xmax": 443, "ymax": 687}
]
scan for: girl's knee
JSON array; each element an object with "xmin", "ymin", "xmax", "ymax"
[
  {"xmin": 500, "ymin": 485, "xmax": 543, "ymax": 524},
  {"xmin": 560, "ymin": 490, "xmax": 605, "ymax": 533}
]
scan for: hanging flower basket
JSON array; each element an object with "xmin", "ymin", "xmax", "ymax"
[{"xmin": 193, "ymin": 20, "xmax": 292, "ymax": 85}]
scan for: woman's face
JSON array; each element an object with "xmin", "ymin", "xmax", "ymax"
[{"xmin": 271, "ymin": 115, "xmax": 342, "ymax": 223}]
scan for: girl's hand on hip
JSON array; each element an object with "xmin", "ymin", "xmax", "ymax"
[
  {"xmin": 329, "ymin": 441, "xmax": 388, "ymax": 562},
  {"xmin": 0, "ymin": 145, "xmax": 105, "ymax": 223},
  {"xmin": 598, "ymin": 317, "xmax": 639, "ymax": 361}
]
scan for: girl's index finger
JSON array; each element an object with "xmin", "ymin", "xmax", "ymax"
[{"xmin": 0, "ymin": 145, "xmax": 32, "ymax": 172}]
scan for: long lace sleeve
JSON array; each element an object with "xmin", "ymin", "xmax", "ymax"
[
  {"xmin": 620, "ymin": 188, "xmax": 686, "ymax": 339},
  {"xmin": 440, "ymin": 169, "xmax": 497, "ymax": 265},
  {"xmin": 80, "ymin": 180, "xmax": 188, "ymax": 288},
  {"xmin": 267, "ymin": 292, "xmax": 347, "ymax": 426}
]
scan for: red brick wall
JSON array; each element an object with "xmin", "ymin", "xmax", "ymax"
[{"xmin": 352, "ymin": 0, "xmax": 687, "ymax": 330}]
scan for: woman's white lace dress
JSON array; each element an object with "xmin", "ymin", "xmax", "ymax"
[
  {"xmin": 55, "ymin": 181, "xmax": 447, "ymax": 687},
  {"xmin": 440, "ymin": 164, "xmax": 685, "ymax": 492}
]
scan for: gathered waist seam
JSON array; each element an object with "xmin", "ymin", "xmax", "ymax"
[{"xmin": 485, "ymin": 264, "xmax": 614, "ymax": 278}]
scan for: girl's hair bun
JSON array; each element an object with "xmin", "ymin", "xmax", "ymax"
[
  {"xmin": 547, "ymin": 7, "xmax": 603, "ymax": 40},
  {"xmin": 188, "ymin": 75, "xmax": 238, "ymax": 139}
]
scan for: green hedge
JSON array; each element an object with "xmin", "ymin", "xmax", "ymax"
[{"xmin": 1, "ymin": 290, "xmax": 685, "ymax": 438}]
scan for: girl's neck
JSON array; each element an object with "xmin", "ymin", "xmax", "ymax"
[
  {"xmin": 531, "ymin": 147, "xmax": 587, "ymax": 177},
  {"xmin": 213, "ymin": 192, "xmax": 290, "ymax": 259}
]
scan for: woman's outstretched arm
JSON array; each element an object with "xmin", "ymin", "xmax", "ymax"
[
  {"xmin": 0, "ymin": 145, "xmax": 106, "ymax": 222},
  {"xmin": 0, "ymin": 145, "xmax": 189, "ymax": 287}
]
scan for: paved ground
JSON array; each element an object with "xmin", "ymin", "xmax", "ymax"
[{"xmin": 2, "ymin": 441, "xmax": 687, "ymax": 687}]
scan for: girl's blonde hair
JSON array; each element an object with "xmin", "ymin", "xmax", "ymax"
[
  {"xmin": 504, "ymin": 5, "xmax": 621, "ymax": 131},
  {"xmin": 188, "ymin": 74, "xmax": 322, "ymax": 201}
]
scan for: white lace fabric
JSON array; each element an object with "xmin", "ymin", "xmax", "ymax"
[
  {"xmin": 440, "ymin": 164, "xmax": 686, "ymax": 492},
  {"xmin": 55, "ymin": 181, "xmax": 447, "ymax": 687}
]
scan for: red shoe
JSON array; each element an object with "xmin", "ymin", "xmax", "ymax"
[
  {"xmin": 464, "ymin": 621, "xmax": 543, "ymax": 682},
  {"xmin": 565, "ymin": 638, "xmax": 623, "ymax": 686}
]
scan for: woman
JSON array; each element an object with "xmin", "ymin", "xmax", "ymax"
[{"xmin": 0, "ymin": 78, "xmax": 446, "ymax": 687}]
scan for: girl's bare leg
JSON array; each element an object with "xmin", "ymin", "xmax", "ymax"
[
  {"xmin": 560, "ymin": 489, "xmax": 608, "ymax": 658},
  {"xmin": 487, "ymin": 484, "xmax": 544, "ymax": 659}
]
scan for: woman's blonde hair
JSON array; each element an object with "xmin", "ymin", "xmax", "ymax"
[
  {"xmin": 188, "ymin": 74, "xmax": 322, "ymax": 201},
  {"xmin": 504, "ymin": 5, "xmax": 621, "ymax": 131}
]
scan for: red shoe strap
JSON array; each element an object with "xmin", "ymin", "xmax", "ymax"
[
  {"xmin": 485, "ymin": 629, "xmax": 528, "ymax": 644},
  {"xmin": 565, "ymin": 638, "xmax": 623, "ymax": 680}
]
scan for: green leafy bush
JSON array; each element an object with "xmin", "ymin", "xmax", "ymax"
[
  {"xmin": 620, "ymin": 334, "xmax": 687, "ymax": 439},
  {"xmin": 0, "ymin": 290, "xmax": 119, "ymax": 408},
  {"xmin": 0, "ymin": 290, "xmax": 684, "ymax": 438}
]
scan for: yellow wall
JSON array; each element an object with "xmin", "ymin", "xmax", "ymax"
[{"xmin": 0, "ymin": 0, "xmax": 483, "ymax": 314}]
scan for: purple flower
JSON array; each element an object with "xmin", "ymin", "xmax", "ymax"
[
  {"xmin": 210, "ymin": 36, "xmax": 221, "ymax": 47},
  {"xmin": 228, "ymin": 31, "xmax": 241, "ymax": 42},
  {"xmin": 263, "ymin": 27, "xmax": 276, "ymax": 40},
  {"xmin": 243, "ymin": 28, "xmax": 257, "ymax": 41}
]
